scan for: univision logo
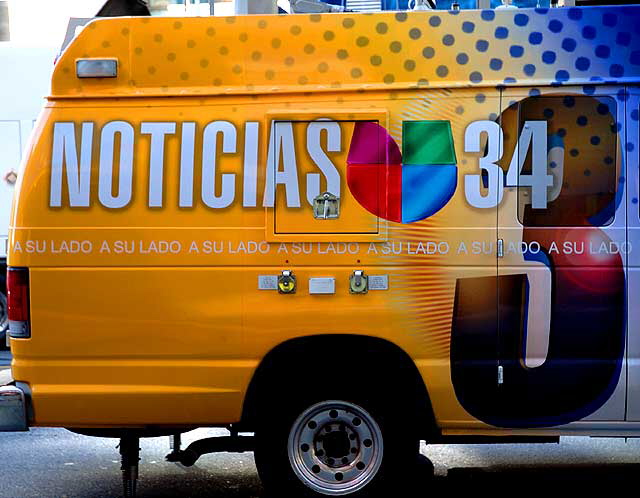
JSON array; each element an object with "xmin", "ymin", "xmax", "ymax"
[{"xmin": 346, "ymin": 121, "xmax": 458, "ymax": 223}]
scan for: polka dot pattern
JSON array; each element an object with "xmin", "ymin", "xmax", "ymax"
[
  {"xmin": 53, "ymin": 7, "xmax": 640, "ymax": 97},
  {"xmin": 499, "ymin": 92, "xmax": 622, "ymax": 208}
]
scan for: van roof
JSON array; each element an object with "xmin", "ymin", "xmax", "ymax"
[{"xmin": 52, "ymin": 6, "xmax": 640, "ymax": 99}]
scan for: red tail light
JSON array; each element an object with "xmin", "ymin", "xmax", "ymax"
[{"xmin": 7, "ymin": 267, "xmax": 30, "ymax": 338}]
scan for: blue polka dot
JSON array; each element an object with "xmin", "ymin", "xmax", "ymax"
[
  {"xmin": 610, "ymin": 64, "xmax": 624, "ymax": 77},
  {"xmin": 597, "ymin": 103, "xmax": 610, "ymax": 115},
  {"xmin": 582, "ymin": 26, "xmax": 596, "ymax": 39},
  {"xmin": 462, "ymin": 21, "xmax": 475, "ymax": 33},
  {"xmin": 504, "ymin": 77, "xmax": 517, "ymax": 84},
  {"xmin": 576, "ymin": 57, "xmax": 590, "ymax": 71},
  {"xmin": 524, "ymin": 64, "xmax": 536, "ymax": 76},
  {"xmin": 550, "ymin": 161, "xmax": 557, "ymax": 169},
  {"xmin": 631, "ymin": 109, "xmax": 639, "ymax": 121},
  {"xmin": 514, "ymin": 14, "xmax": 529, "ymax": 26},
  {"xmin": 548, "ymin": 20, "xmax": 563, "ymax": 33},
  {"xmin": 495, "ymin": 27, "xmax": 509, "ymax": 39},
  {"xmin": 556, "ymin": 70, "xmax": 570, "ymax": 81},
  {"xmin": 535, "ymin": 8, "xmax": 549, "ymax": 15},
  {"xmin": 563, "ymin": 96, "xmax": 575, "ymax": 107},
  {"xmin": 475, "ymin": 93, "xmax": 486, "ymax": 103},
  {"xmin": 429, "ymin": 16, "xmax": 441, "ymax": 27},
  {"xmin": 618, "ymin": 89, "xmax": 629, "ymax": 102},
  {"xmin": 529, "ymin": 32, "xmax": 543, "ymax": 45},
  {"xmin": 632, "ymin": 198, "xmax": 638, "ymax": 205},
  {"xmin": 542, "ymin": 51, "xmax": 556, "ymax": 64},
  {"xmin": 577, "ymin": 115, "xmax": 588, "ymax": 126},
  {"xmin": 568, "ymin": 8, "xmax": 582, "ymax": 20},
  {"xmin": 631, "ymin": 51, "xmax": 640, "ymax": 65},
  {"xmin": 481, "ymin": 10, "xmax": 495, "ymax": 21},
  {"xmin": 590, "ymin": 76, "xmax": 604, "ymax": 82},
  {"xmin": 604, "ymin": 156, "xmax": 614, "ymax": 164},
  {"xmin": 476, "ymin": 40, "xmax": 489, "ymax": 52},
  {"xmin": 490, "ymin": 58, "xmax": 503, "ymax": 70},
  {"xmin": 617, "ymin": 32, "xmax": 631, "ymax": 46},
  {"xmin": 510, "ymin": 45, "xmax": 524, "ymax": 57},
  {"xmin": 583, "ymin": 85, "xmax": 596, "ymax": 95},
  {"xmin": 562, "ymin": 38, "xmax": 576, "ymax": 52},
  {"xmin": 583, "ymin": 168, "xmax": 590, "ymax": 175},
  {"xmin": 627, "ymin": 142, "xmax": 635, "ymax": 152},
  {"xmin": 470, "ymin": 71, "xmax": 483, "ymax": 83},
  {"xmin": 443, "ymin": 34, "xmax": 455, "ymax": 46},
  {"xmin": 529, "ymin": 88, "xmax": 541, "ymax": 96},
  {"xmin": 590, "ymin": 136, "xmax": 601, "ymax": 145},
  {"xmin": 570, "ymin": 149, "xmax": 579, "ymax": 157},
  {"xmin": 595, "ymin": 45, "xmax": 610, "ymax": 58},
  {"xmin": 543, "ymin": 108, "xmax": 554, "ymax": 118},
  {"xmin": 558, "ymin": 128, "xmax": 567, "ymax": 138},
  {"xmin": 456, "ymin": 53, "xmax": 468, "ymax": 65},
  {"xmin": 603, "ymin": 12, "xmax": 617, "ymax": 27}
]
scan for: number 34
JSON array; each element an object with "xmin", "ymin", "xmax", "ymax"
[{"xmin": 464, "ymin": 120, "xmax": 554, "ymax": 209}]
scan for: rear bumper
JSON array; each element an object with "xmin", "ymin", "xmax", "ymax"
[{"xmin": 0, "ymin": 383, "xmax": 28, "ymax": 431}]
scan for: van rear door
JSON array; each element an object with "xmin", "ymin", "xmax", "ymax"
[
  {"xmin": 496, "ymin": 87, "xmax": 627, "ymax": 427},
  {"xmin": 626, "ymin": 87, "xmax": 640, "ymax": 421}
]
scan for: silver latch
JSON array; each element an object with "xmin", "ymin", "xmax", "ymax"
[
  {"xmin": 497, "ymin": 239, "xmax": 504, "ymax": 258},
  {"xmin": 350, "ymin": 270, "xmax": 368, "ymax": 294},
  {"xmin": 313, "ymin": 192, "xmax": 340, "ymax": 220},
  {"xmin": 498, "ymin": 365, "xmax": 504, "ymax": 385}
]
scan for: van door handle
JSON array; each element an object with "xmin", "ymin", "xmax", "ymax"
[{"xmin": 497, "ymin": 239, "xmax": 504, "ymax": 258}]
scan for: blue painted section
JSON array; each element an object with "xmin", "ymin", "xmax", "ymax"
[{"xmin": 401, "ymin": 164, "xmax": 457, "ymax": 223}]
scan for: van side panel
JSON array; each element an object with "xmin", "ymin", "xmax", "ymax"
[
  {"xmin": 9, "ymin": 9, "xmax": 639, "ymax": 430},
  {"xmin": 10, "ymin": 92, "xmax": 496, "ymax": 427}
]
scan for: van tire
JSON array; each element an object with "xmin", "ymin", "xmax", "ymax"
[{"xmin": 254, "ymin": 371, "xmax": 420, "ymax": 497}]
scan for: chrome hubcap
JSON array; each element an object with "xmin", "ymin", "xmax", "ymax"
[{"xmin": 288, "ymin": 400, "xmax": 383, "ymax": 496}]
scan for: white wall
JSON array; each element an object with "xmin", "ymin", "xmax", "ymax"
[
  {"xmin": 0, "ymin": 45, "xmax": 55, "ymax": 255},
  {"xmin": 7, "ymin": 0, "xmax": 104, "ymax": 47}
]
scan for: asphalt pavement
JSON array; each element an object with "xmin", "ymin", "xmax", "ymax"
[
  {"xmin": 2, "ymin": 353, "xmax": 640, "ymax": 496},
  {"xmin": 2, "ymin": 427, "xmax": 640, "ymax": 497}
]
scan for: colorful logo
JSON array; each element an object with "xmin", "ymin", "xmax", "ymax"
[{"xmin": 346, "ymin": 121, "xmax": 457, "ymax": 223}]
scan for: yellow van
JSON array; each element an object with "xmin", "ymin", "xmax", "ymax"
[{"xmin": 2, "ymin": 5, "xmax": 640, "ymax": 497}]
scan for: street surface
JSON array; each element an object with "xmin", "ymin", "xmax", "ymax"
[
  {"xmin": 2, "ymin": 426, "xmax": 640, "ymax": 497},
  {"xmin": 2, "ymin": 359, "xmax": 640, "ymax": 496}
]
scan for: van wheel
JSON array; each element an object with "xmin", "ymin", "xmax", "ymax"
[{"xmin": 255, "ymin": 391, "xmax": 419, "ymax": 496}]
